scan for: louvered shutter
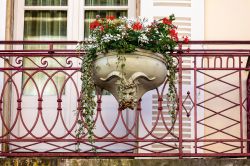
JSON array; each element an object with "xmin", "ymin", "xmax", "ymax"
[{"xmin": 139, "ymin": 0, "xmax": 204, "ymax": 154}]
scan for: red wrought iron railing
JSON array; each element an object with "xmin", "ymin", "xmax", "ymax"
[{"xmin": 0, "ymin": 40, "xmax": 250, "ymax": 157}]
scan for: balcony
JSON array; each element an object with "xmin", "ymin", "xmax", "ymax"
[{"xmin": 0, "ymin": 40, "xmax": 250, "ymax": 158}]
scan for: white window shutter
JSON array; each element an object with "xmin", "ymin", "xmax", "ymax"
[
  {"xmin": 141, "ymin": 0, "xmax": 204, "ymax": 40},
  {"xmin": 139, "ymin": 0, "xmax": 204, "ymax": 154}
]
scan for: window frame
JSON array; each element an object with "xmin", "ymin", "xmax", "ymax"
[
  {"xmin": 14, "ymin": 0, "xmax": 74, "ymax": 41},
  {"xmin": 14, "ymin": 0, "xmax": 136, "ymax": 41}
]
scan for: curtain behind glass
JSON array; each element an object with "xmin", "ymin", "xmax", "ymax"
[
  {"xmin": 25, "ymin": 0, "xmax": 68, "ymax": 6},
  {"xmin": 84, "ymin": 10, "xmax": 127, "ymax": 37},
  {"xmin": 85, "ymin": 0, "xmax": 127, "ymax": 6},
  {"xmin": 23, "ymin": 11, "xmax": 67, "ymax": 96}
]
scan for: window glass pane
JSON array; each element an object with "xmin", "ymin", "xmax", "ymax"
[
  {"xmin": 85, "ymin": 0, "xmax": 127, "ymax": 6},
  {"xmin": 84, "ymin": 10, "xmax": 127, "ymax": 37},
  {"xmin": 25, "ymin": 0, "xmax": 68, "ymax": 6},
  {"xmin": 24, "ymin": 11, "xmax": 67, "ymax": 40},
  {"xmin": 23, "ymin": 11, "xmax": 67, "ymax": 96}
]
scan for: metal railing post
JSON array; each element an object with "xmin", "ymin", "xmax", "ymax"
[{"xmin": 178, "ymin": 44, "xmax": 183, "ymax": 159}]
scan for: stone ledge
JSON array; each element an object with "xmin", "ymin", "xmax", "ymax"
[{"xmin": 1, "ymin": 158, "xmax": 250, "ymax": 166}]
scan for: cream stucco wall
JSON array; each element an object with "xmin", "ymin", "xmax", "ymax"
[
  {"xmin": 205, "ymin": 0, "xmax": 250, "ymax": 40},
  {"xmin": 203, "ymin": 0, "xmax": 250, "ymax": 153}
]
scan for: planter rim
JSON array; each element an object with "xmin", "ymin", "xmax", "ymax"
[{"xmin": 95, "ymin": 48, "xmax": 167, "ymax": 64}]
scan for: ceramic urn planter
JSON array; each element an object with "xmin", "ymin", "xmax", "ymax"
[{"xmin": 93, "ymin": 49, "xmax": 167, "ymax": 110}]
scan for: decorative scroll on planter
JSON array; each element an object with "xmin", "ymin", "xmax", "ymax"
[{"xmin": 93, "ymin": 49, "xmax": 167, "ymax": 110}]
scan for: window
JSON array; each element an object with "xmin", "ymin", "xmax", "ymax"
[
  {"xmin": 14, "ymin": 0, "xmax": 135, "ymax": 95},
  {"xmin": 22, "ymin": 1, "xmax": 68, "ymax": 95},
  {"xmin": 14, "ymin": 0, "xmax": 135, "ymax": 39}
]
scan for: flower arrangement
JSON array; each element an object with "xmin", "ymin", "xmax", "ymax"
[{"xmin": 77, "ymin": 14, "xmax": 188, "ymax": 146}]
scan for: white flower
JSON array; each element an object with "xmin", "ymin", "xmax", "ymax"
[
  {"xmin": 121, "ymin": 32, "xmax": 127, "ymax": 37},
  {"xmin": 84, "ymin": 43, "xmax": 98, "ymax": 51},
  {"xmin": 117, "ymin": 25, "xmax": 126, "ymax": 31},
  {"xmin": 101, "ymin": 34, "xmax": 113, "ymax": 43},
  {"xmin": 101, "ymin": 33, "xmax": 122, "ymax": 43},
  {"xmin": 138, "ymin": 34, "xmax": 149, "ymax": 44},
  {"xmin": 113, "ymin": 34, "xmax": 122, "ymax": 41},
  {"xmin": 88, "ymin": 35, "xmax": 97, "ymax": 42},
  {"xmin": 145, "ymin": 28, "xmax": 150, "ymax": 32}
]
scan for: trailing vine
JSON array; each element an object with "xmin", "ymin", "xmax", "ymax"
[
  {"xmin": 75, "ymin": 44, "xmax": 97, "ymax": 151},
  {"xmin": 165, "ymin": 54, "xmax": 178, "ymax": 124}
]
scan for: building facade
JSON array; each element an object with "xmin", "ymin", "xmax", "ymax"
[{"xmin": 0, "ymin": 0, "xmax": 250, "ymax": 156}]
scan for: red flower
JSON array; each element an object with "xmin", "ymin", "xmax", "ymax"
[
  {"xmin": 169, "ymin": 29, "xmax": 177, "ymax": 36},
  {"xmin": 183, "ymin": 36, "xmax": 189, "ymax": 44},
  {"xmin": 90, "ymin": 20, "xmax": 100, "ymax": 30},
  {"xmin": 169, "ymin": 29, "xmax": 178, "ymax": 41},
  {"xmin": 106, "ymin": 15, "xmax": 115, "ymax": 20},
  {"xmin": 132, "ymin": 22, "xmax": 143, "ymax": 30},
  {"xmin": 162, "ymin": 17, "xmax": 172, "ymax": 25}
]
